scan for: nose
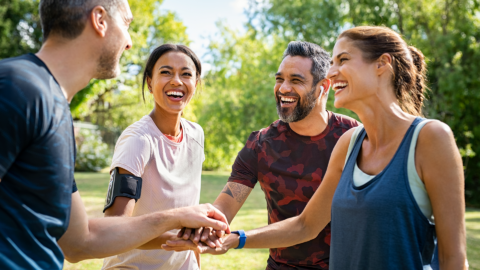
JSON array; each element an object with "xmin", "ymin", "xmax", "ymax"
[
  {"xmin": 326, "ymin": 65, "xmax": 337, "ymax": 80},
  {"xmin": 170, "ymin": 73, "xmax": 182, "ymax": 86},
  {"xmin": 125, "ymin": 32, "xmax": 133, "ymax": 50},
  {"xmin": 277, "ymin": 80, "xmax": 293, "ymax": 95}
]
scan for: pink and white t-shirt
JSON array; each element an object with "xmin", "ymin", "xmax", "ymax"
[{"xmin": 102, "ymin": 115, "xmax": 204, "ymax": 270}]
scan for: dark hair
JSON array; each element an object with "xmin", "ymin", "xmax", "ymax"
[
  {"xmin": 142, "ymin": 44, "xmax": 202, "ymax": 102},
  {"xmin": 339, "ymin": 26, "xmax": 427, "ymax": 116},
  {"xmin": 39, "ymin": 0, "xmax": 120, "ymax": 41},
  {"xmin": 283, "ymin": 41, "xmax": 331, "ymax": 87}
]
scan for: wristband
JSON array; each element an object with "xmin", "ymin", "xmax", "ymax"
[{"xmin": 231, "ymin": 230, "xmax": 246, "ymax": 249}]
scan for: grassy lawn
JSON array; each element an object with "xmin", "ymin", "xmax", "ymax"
[
  {"xmin": 64, "ymin": 171, "xmax": 269, "ymax": 270},
  {"xmin": 467, "ymin": 209, "xmax": 480, "ymax": 269},
  {"xmin": 65, "ymin": 172, "xmax": 480, "ymax": 270}
]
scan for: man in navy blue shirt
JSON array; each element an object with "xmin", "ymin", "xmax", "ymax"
[{"xmin": 0, "ymin": 0, "xmax": 229, "ymax": 269}]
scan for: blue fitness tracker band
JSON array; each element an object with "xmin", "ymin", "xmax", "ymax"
[{"xmin": 232, "ymin": 230, "xmax": 246, "ymax": 249}]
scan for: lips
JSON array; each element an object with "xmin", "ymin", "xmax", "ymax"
[
  {"xmin": 278, "ymin": 95, "xmax": 299, "ymax": 107},
  {"xmin": 332, "ymin": 81, "xmax": 348, "ymax": 96},
  {"xmin": 165, "ymin": 90, "xmax": 184, "ymax": 101}
]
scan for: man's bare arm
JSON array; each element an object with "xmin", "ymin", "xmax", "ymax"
[
  {"xmin": 103, "ymin": 168, "xmax": 187, "ymax": 250},
  {"xmin": 58, "ymin": 191, "xmax": 229, "ymax": 263},
  {"xmin": 218, "ymin": 182, "xmax": 252, "ymax": 216}
]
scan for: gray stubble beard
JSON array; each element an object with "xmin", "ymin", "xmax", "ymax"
[{"xmin": 276, "ymin": 86, "xmax": 318, "ymax": 123}]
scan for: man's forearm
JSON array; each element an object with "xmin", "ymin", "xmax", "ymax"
[
  {"xmin": 214, "ymin": 182, "xmax": 252, "ymax": 223},
  {"xmin": 137, "ymin": 231, "xmax": 178, "ymax": 250},
  {"xmin": 61, "ymin": 208, "xmax": 179, "ymax": 262}
]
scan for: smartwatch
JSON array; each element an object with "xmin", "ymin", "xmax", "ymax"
[{"xmin": 231, "ymin": 230, "xmax": 246, "ymax": 249}]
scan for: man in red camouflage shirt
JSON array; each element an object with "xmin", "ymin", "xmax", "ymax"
[{"xmin": 172, "ymin": 41, "xmax": 359, "ymax": 269}]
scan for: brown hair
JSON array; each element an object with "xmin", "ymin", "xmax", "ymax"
[
  {"xmin": 338, "ymin": 26, "xmax": 427, "ymax": 116},
  {"xmin": 40, "ymin": 0, "xmax": 120, "ymax": 41}
]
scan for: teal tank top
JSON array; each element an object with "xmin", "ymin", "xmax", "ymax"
[{"xmin": 330, "ymin": 117, "xmax": 437, "ymax": 269}]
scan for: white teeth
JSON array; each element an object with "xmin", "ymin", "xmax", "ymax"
[
  {"xmin": 166, "ymin": 91, "xmax": 184, "ymax": 97},
  {"xmin": 281, "ymin": 97, "xmax": 296, "ymax": 103},
  {"xmin": 333, "ymin": 82, "xmax": 348, "ymax": 90}
]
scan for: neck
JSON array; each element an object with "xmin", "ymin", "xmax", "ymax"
[
  {"xmin": 288, "ymin": 102, "xmax": 329, "ymax": 136},
  {"xmin": 351, "ymin": 97, "xmax": 416, "ymax": 149},
  {"xmin": 149, "ymin": 106, "xmax": 182, "ymax": 137},
  {"xmin": 36, "ymin": 36, "xmax": 97, "ymax": 102}
]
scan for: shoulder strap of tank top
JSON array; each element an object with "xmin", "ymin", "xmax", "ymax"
[
  {"xmin": 344, "ymin": 125, "xmax": 365, "ymax": 168},
  {"xmin": 407, "ymin": 119, "xmax": 434, "ymax": 185}
]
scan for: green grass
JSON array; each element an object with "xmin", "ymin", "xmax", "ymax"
[
  {"xmin": 467, "ymin": 209, "xmax": 480, "ymax": 269},
  {"xmin": 65, "ymin": 172, "xmax": 480, "ymax": 270},
  {"xmin": 64, "ymin": 171, "xmax": 269, "ymax": 270}
]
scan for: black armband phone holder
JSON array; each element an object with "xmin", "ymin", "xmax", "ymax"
[{"xmin": 103, "ymin": 167, "xmax": 143, "ymax": 212}]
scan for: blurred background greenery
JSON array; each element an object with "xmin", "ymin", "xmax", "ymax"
[
  {"xmin": 1, "ymin": 0, "xmax": 480, "ymax": 268},
  {"xmin": 4, "ymin": 0, "xmax": 477, "ymax": 204}
]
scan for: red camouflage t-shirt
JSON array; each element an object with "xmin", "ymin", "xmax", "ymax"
[{"xmin": 228, "ymin": 111, "xmax": 359, "ymax": 270}]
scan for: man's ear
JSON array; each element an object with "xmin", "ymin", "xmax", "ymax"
[
  {"xmin": 376, "ymin": 53, "xmax": 393, "ymax": 76},
  {"xmin": 90, "ymin": 6, "xmax": 109, "ymax": 37},
  {"xmin": 319, "ymin": 78, "xmax": 331, "ymax": 98}
]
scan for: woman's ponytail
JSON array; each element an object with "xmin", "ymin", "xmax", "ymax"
[{"xmin": 408, "ymin": 46, "xmax": 427, "ymax": 115}]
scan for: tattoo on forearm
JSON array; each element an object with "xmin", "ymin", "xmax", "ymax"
[{"xmin": 221, "ymin": 182, "xmax": 251, "ymax": 203}]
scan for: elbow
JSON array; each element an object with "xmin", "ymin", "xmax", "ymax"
[
  {"xmin": 63, "ymin": 249, "xmax": 82, "ymax": 264},
  {"xmin": 61, "ymin": 244, "xmax": 93, "ymax": 263},
  {"xmin": 298, "ymin": 216, "xmax": 318, "ymax": 243}
]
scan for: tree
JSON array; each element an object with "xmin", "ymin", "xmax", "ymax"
[
  {"xmin": 70, "ymin": 0, "xmax": 190, "ymax": 132},
  {"xmin": 0, "ymin": 0, "xmax": 42, "ymax": 59},
  {"xmin": 190, "ymin": 23, "xmax": 285, "ymax": 169},
  {"xmin": 194, "ymin": 22, "xmax": 356, "ymax": 170},
  {"xmin": 247, "ymin": 0, "xmax": 480, "ymax": 204}
]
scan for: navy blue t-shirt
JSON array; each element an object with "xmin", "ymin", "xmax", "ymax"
[{"xmin": 0, "ymin": 53, "xmax": 77, "ymax": 269}]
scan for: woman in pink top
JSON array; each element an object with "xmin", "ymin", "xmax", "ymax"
[{"xmin": 101, "ymin": 44, "xmax": 209, "ymax": 270}]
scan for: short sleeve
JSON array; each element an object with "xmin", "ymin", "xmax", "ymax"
[
  {"xmin": 72, "ymin": 179, "xmax": 78, "ymax": 193},
  {"xmin": 110, "ymin": 132, "xmax": 151, "ymax": 177},
  {"xmin": 0, "ymin": 80, "xmax": 32, "ymax": 178},
  {"xmin": 228, "ymin": 131, "xmax": 260, "ymax": 188}
]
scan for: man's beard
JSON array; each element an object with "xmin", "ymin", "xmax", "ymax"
[
  {"xmin": 95, "ymin": 46, "xmax": 121, "ymax": 80},
  {"xmin": 276, "ymin": 86, "xmax": 317, "ymax": 123}
]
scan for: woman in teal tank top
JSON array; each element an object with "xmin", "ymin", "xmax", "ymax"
[{"xmin": 165, "ymin": 26, "xmax": 468, "ymax": 269}]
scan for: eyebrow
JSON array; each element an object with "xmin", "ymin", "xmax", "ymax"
[
  {"xmin": 290, "ymin": 73, "xmax": 306, "ymax": 80},
  {"xmin": 275, "ymin": 72, "xmax": 306, "ymax": 80},
  {"xmin": 331, "ymin": 52, "xmax": 350, "ymax": 65},
  {"xmin": 159, "ymin": 66, "xmax": 193, "ymax": 71}
]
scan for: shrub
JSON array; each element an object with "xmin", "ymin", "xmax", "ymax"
[{"xmin": 75, "ymin": 129, "xmax": 112, "ymax": 172}]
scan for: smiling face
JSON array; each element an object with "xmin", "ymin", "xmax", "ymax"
[
  {"xmin": 96, "ymin": 0, "xmax": 133, "ymax": 79},
  {"xmin": 327, "ymin": 37, "xmax": 379, "ymax": 109},
  {"xmin": 147, "ymin": 51, "xmax": 197, "ymax": 114},
  {"xmin": 274, "ymin": 56, "xmax": 320, "ymax": 123}
]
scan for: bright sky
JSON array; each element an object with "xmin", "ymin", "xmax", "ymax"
[{"xmin": 160, "ymin": 0, "xmax": 249, "ymax": 62}]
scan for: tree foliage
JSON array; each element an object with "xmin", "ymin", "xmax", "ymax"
[
  {"xmin": 2, "ymin": 0, "xmax": 478, "ymax": 202},
  {"xmin": 234, "ymin": 0, "xmax": 480, "ymax": 204},
  {"xmin": 0, "ymin": 0, "xmax": 42, "ymax": 58},
  {"xmin": 189, "ymin": 24, "xmax": 287, "ymax": 169},
  {"xmin": 70, "ymin": 0, "xmax": 190, "ymax": 131}
]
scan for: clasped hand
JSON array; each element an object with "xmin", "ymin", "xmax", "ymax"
[{"xmin": 162, "ymin": 227, "xmax": 238, "ymax": 255}]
